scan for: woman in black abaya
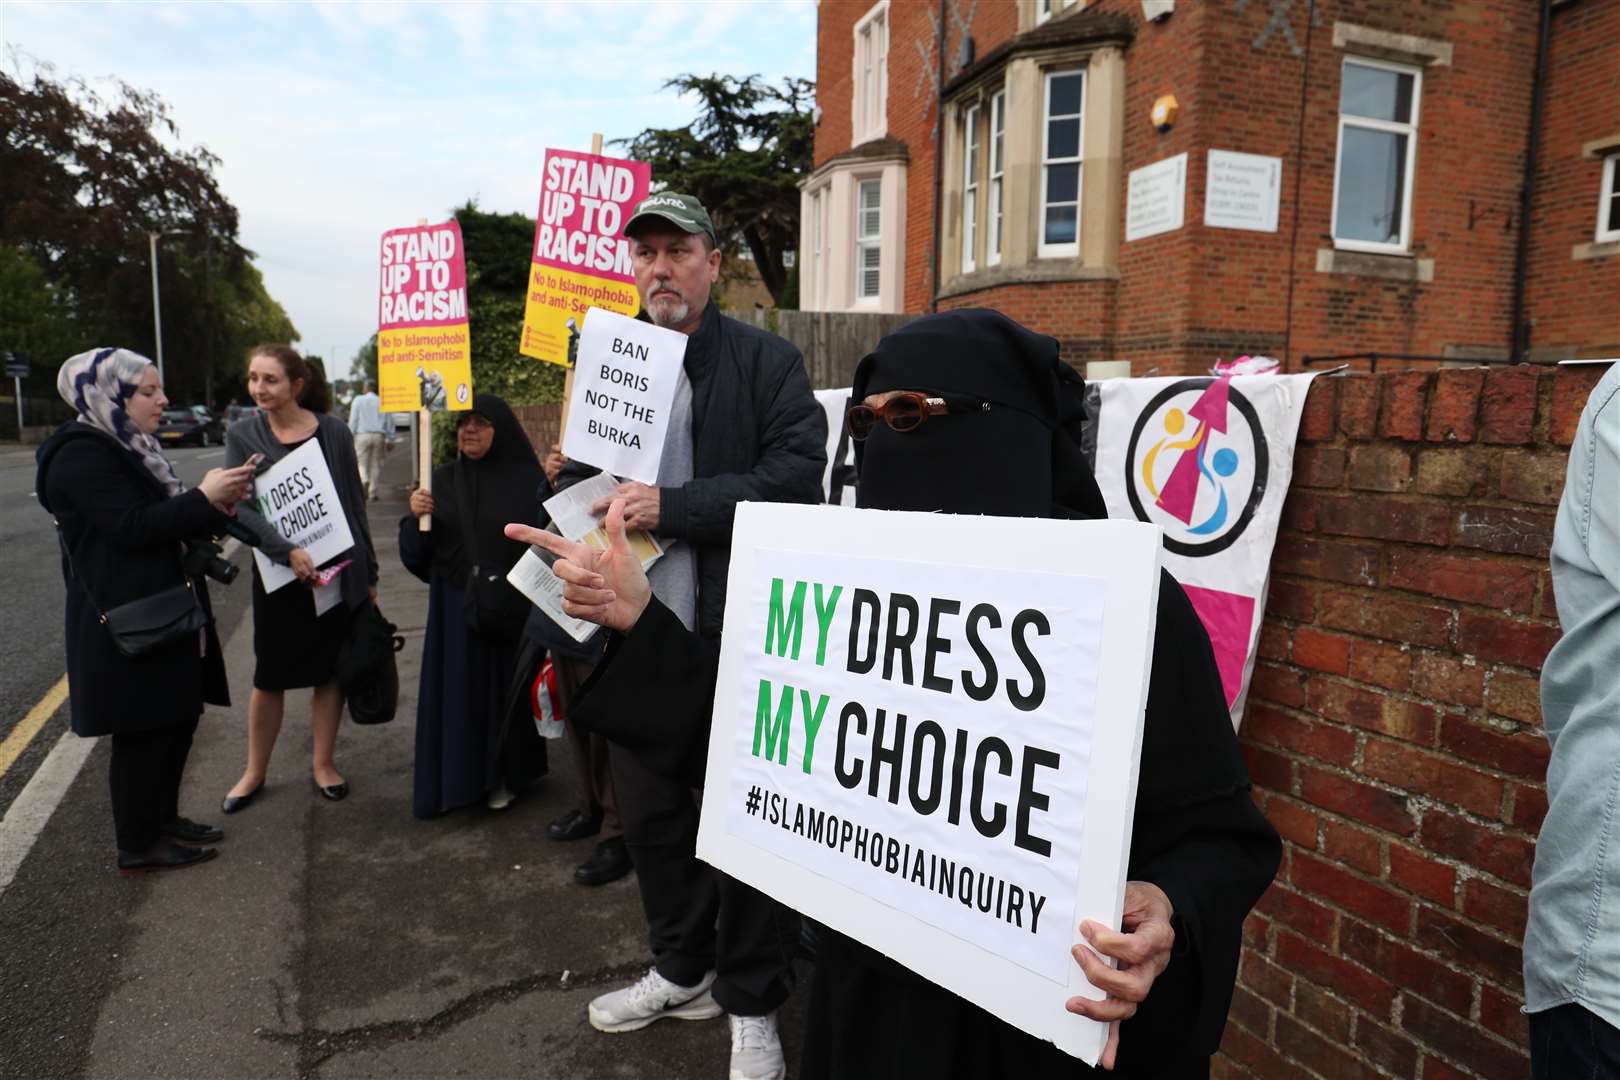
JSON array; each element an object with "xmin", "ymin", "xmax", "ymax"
[
  {"xmin": 401, "ymin": 395, "xmax": 547, "ymax": 819},
  {"xmin": 508, "ymin": 311, "xmax": 1281, "ymax": 1077}
]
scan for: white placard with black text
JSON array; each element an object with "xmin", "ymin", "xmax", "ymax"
[
  {"xmin": 697, "ymin": 504, "xmax": 1162, "ymax": 1065},
  {"xmin": 561, "ymin": 307, "xmax": 685, "ymax": 485},
  {"xmin": 250, "ymin": 439, "xmax": 355, "ymax": 594}
]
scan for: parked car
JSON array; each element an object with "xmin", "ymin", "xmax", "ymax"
[{"xmin": 156, "ymin": 406, "xmax": 223, "ymax": 447}]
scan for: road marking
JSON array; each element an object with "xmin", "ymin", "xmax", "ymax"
[
  {"xmin": 0, "ymin": 674, "xmax": 68, "ymax": 780},
  {"xmin": 0, "ymin": 533, "xmax": 248, "ymax": 897},
  {"xmin": 0, "ymin": 728, "xmax": 95, "ymax": 895},
  {"xmin": 198, "ymin": 449, "xmax": 225, "ymax": 460}
]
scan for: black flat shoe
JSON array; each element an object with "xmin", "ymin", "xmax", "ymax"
[
  {"xmin": 574, "ymin": 837, "xmax": 632, "ymax": 887},
  {"xmin": 161, "ymin": 817, "xmax": 223, "ymax": 844},
  {"xmin": 547, "ymin": 808, "xmax": 602, "ymax": 842},
  {"xmin": 314, "ymin": 779, "xmax": 348, "ymax": 801},
  {"xmin": 117, "ymin": 842, "xmax": 219, "ymax": 876},
  {"xmin": 221, "ymin": 783, "xmax": 263, "ymax": 815}
]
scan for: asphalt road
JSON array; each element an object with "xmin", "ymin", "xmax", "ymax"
[
  {"xmin": 0, "ymin": 442, "xmax": 253, "ymax": 821},
  {"xmin": 0, "ymin": 444, "xmax": 807, "ymax": 1080}
]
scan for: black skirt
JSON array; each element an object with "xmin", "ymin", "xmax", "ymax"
[{"xmin": 251, "ymin": 562, "xmax": 353, "ymax": 691}]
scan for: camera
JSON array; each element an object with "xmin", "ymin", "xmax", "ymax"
[{"xmin": 183, "ymin": 537, "xmax": 239, "ymax": 586}]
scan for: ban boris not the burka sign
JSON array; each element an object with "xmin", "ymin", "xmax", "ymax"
[{"xmin": 698, "ymin": 504, "xmax": 1162, "ymax": 1064}]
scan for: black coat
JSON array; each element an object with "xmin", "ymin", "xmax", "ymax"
[
  {"xmin": 573, "ymin": 572, "xmax": 1281, "ymax": 1078},
  {"xmin": 560, "ymin": 302, "xmax": 827, "ymax": 639},
  {"xmin": 36, "ymin": 423, "xmax": 231, "ymax": 737}
]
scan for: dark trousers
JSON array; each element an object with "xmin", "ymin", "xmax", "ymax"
[
  {"xmin": 108, "ymin": 715, "xmax": 199, "ymax": 852},
  {"xmin": 1532, "ymin": 1003, "xmax": 1620, "ymax": 1079},
  {"xmin": 610, "ymin": 743, "xmax": 798, "ymax": 1016},
  {"xmin": 555, "ymin": 657, "xmax": 620, "ymax": 840}
]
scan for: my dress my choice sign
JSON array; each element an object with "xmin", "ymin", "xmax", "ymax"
[{"xmin": 698, "ymin": 504, "xmax": 1162, "ymax": 1064}]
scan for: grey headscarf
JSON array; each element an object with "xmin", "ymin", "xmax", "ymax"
[{"xmin": 56, "ymin": 347, "xmax": 184, "ymax": 496}]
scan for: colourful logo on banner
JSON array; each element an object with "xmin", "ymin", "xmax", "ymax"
[
  {"xmin": 1123, "ymin": 377, "xmax": 1269, "ymax": 557},
  {"xmin": 1180, "ymin": 583, "xmax": 1256, "ymax": 708},
  {"xmin": 519, "ymin": 149, "xmax": 652, "ymax": 368}
]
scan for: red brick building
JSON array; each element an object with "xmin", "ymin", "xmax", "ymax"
[
  {"xmin": 801, "ymin": 0, "xmax": 1619, "ymax": 374},
  {"xmin": 800, "ymin": 3, "xmax": 1620, "ymax": 1078}
]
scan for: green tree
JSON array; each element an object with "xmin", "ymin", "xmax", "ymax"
[
  {"xmin": 616, "ymin": 74, "xmax": 813, "ymax": 305},
  {"xmin": 0, "ymin": 62, "xmax": 298, "ymax": 406},
  {"xmin": 454, "ymin": 200, "xmax": 565, "ymax": 407}
]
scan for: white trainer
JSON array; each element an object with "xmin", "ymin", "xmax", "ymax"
[
  {"xmin": 587, "ymin": 966, "xmax": 721, "ymax": 1033},
  {"xmin": 728, "ymin": 1012, "xmax": 786, "ymax": 1080},
  {"xmin": 485, "ymin": 783, "xmax": 515, "ymax": 811}
]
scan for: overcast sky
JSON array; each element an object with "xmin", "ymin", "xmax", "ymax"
[{"xmin": 3, "ymin": 0, "xmax": 815, "ymax": 372}]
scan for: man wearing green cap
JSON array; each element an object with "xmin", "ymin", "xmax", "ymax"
[{"xmin": 559, "ymin": 191, "xmax": 825, "ymax": 1080}]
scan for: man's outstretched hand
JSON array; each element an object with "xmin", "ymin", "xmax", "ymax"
[{"xmin": 504, "ymin": 497, "xmax": 652, "ymax": 633}]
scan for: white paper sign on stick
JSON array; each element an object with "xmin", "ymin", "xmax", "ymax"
[
  {"xmin": 249, "ymin": 439, "xmax": 356, "ymax": 594},
  {"xmin": 562, "ymin": 307, "xmax": 685, "ymax": 484},
  {"xmin": 697, "ymin": 504, "xmax": 1162, "ymax": 1065}
]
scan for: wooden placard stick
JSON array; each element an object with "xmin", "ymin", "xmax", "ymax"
[
  {"xmin": 555, "ymin": 132, "xmax": 605, "ymax": 449},
  {"xmin": 415, "ymin": 215, "xmax": 433, "ymax": 531}
]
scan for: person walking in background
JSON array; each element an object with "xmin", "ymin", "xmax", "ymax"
[
  {"xmin": 401, "ymin": 395, "xmax": 548, "ymax": 819},
  {"xmin": 1524, "ymin": 362, "xmax": 1620, "ymax": 1079},
  {"xmin": 348, "ymin": 378, "xmax": 392, "ymax": 501},
  {"xmin": 36, "ymin": 348, "xmax": 256, "ymax": 874},
  {"xmin": 221, "ymin": 344, "xmax": 378, "ymax": 812}
]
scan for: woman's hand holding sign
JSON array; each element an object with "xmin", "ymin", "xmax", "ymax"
[
  {"xmin": 1067, "ymin": 880, "xmax": 1176, "ymax": 1070},
  {"xmin": 504, "ymin": 498, "xmax": 651, "ymax": 632}
]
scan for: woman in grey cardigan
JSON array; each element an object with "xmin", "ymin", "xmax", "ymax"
[{"xmin": 221, "ymin": 345, "xmax": 378, "ymax": 812}]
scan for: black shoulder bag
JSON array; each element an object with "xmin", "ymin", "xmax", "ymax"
[{"xmin": 56, "ymin": 522, "xmax": 209, "ymax": 659}]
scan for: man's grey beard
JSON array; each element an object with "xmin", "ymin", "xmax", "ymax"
[{"xmin": 647, "ymin": 290, "xmax": 689, "ymax": 328}]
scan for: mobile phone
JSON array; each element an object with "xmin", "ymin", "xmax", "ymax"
[{"xmin": 244, "ymin": 452, "xmax": 265, "ymax": 470}]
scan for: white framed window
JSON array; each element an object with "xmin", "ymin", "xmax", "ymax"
[
  {"xmin": 856, "ymin": 178, "xmax": 882, "ymax": 301},
  {"xmin": 810, "ymin": 190, "xmax": 825, "ymax": 307},
  {"xmin": 853, "ymin": 2, "xmax": 889, "ymax": 144},
  {"xmin": 962, "ymin": 103, "xmax": 981, "ymax": 273},
  {"xmin": 1035, "ymin": 0, "xmax": 1055, "ymax": 25},
  {"xmin": 1039, "ymin": 68, "xmax": 1085, "ymax": 258},
  {"xmin": 1332, "ymin": 56, "xmax": 1421, "ymax": 254},
  {"xmin": 1597, "ymin": 154, "xmax": 1620, "ymax": 244},
  {"xmin": 987, "ymin": 90, "xmax": 1006, "ymax": 267}
]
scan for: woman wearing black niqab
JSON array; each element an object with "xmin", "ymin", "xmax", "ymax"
[
  {"xmin": 401, "ymin": 394, "xmax": 548, "ymax": 819},
  {"xmin": 510, "ymin": 311, "xmax": 1280, "ymax": 1077}
]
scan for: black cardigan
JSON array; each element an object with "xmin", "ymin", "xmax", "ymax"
[{"xmin": 36, "ymin": 424, "xmax": 231, "ymax": 736}]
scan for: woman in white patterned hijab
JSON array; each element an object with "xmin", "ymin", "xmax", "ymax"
[{"xmin": 57, "ymin": 347, "xmax": 184, "ymax": 495}]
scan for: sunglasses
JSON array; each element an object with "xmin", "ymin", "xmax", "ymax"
[{"xmin": 846, "ymin": 392, "xmax": 990, "ymax": 440}]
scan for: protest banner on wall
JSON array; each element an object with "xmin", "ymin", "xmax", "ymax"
[
  {"xmin": 698, "ymin": 504, "xmax": 1162, "ymax": 1064},
  {"xmin": 377, "ymin": 220, "xmax": 473, "ymax": 414},
  {"xmin": 560, "ymin": 308, "xmax": 685, "ymax": 484},
  {"xmin": 1090, "ymin": 372, "xmax": 1318, "ymax": 727},
  {"xmin": 250, "ymin": 439, "xmax": 356, "ymax": 594},
  {"xmin": 519, "ymin": 149, "xmax": 652, "ymax": 367}
]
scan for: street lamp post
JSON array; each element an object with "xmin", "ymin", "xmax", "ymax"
[{"xmin": 147, "ymin": 229, "xmax": 188, "ymax": 388}]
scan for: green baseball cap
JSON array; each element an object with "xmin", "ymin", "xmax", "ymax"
[{"xmin": 624, "ymin": 191, "xmax": 717, "ymax": 246}]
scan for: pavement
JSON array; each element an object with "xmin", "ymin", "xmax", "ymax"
[{"xmin": 0, "ymin": 446, "xmax": 806, "ymax": 1080}]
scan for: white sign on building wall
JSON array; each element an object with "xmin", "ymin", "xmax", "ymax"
[
  {"xmin": 1204, "ymin": 150, "xmax": 1283, "ymax": 233},
  {"xmin": 1125, "ymin": 152, "xmax": 1188, "ymax": 243}
]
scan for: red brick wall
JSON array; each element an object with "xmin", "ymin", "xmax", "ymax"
[
  {"xmin": 1525, "ymin": 0, "xmax": 1620, "ymax": 358},
  {"xmin": 814, "ymin": 1, "xmax": 1616, "ymax": 372},
  {"xmin": 1218, "ymin": 361, "xmax": 1610, "ymax": 1079}
]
